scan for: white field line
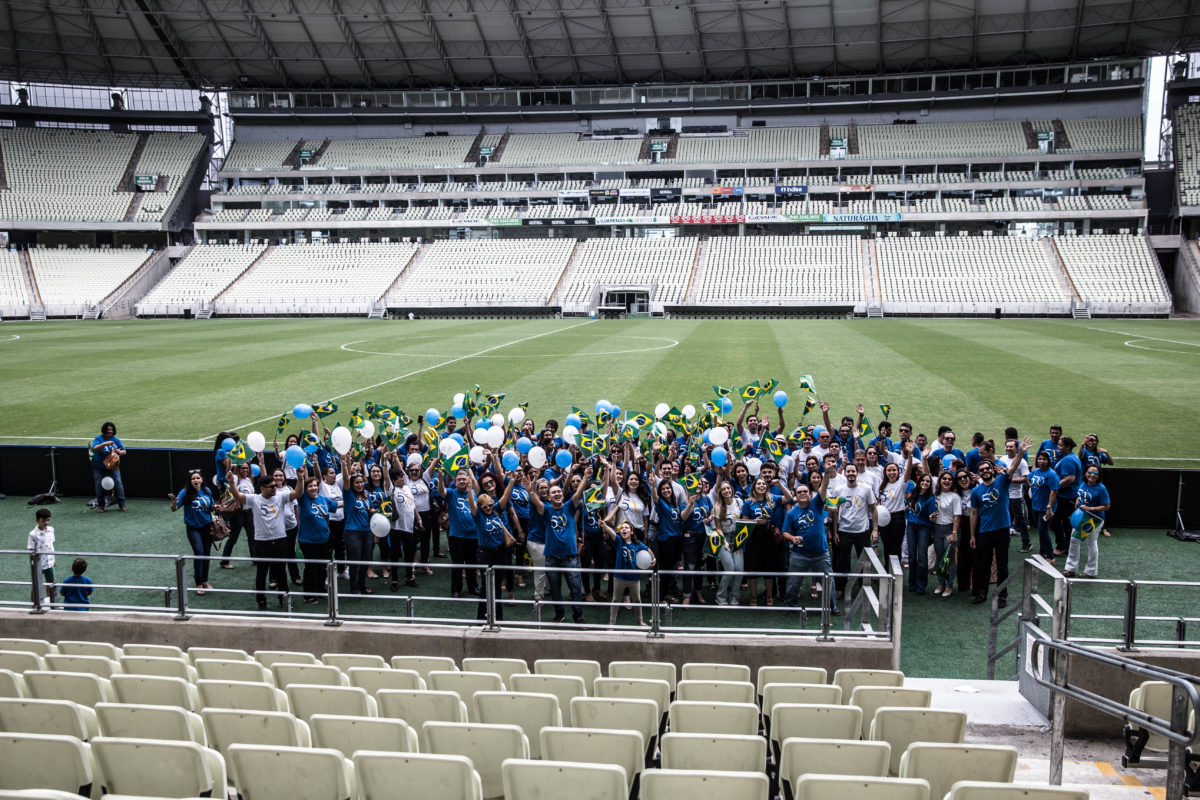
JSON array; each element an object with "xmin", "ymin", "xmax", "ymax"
[{"xmin": 1087, "ymin": 326, "xmax": 1200, "ymax": 348}]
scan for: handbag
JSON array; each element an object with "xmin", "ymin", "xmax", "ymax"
[
  {"xmin": 502, "ymin": 527, "xmax": 517, "ymax": 549},
  {"xmin": 102, "ymin": 451, "xmax": 120, "ymax": 471},
  {"xmin": 209, "ymin": 515, "xmax": 231, "ymax": 543}
]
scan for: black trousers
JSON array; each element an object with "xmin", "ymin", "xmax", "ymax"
[
  {"xmin": 254, "ymin": 538, "xmax": 290, "ymax": 606},
  {"xmin": 298, "ymin": 540, "xmax": 329, "ymax": 599},
  {"xmin": 833, "ymin": 530, "xmax": 872, "ymax": 593},
  {"xmin": 394, "ymin": 530, "xmax": 417, "ymax": 581},
  {"xmin": 1051, "ymin": 501, "xmax": 1075, "ymax": 553},
  {"xmin": 221, "ymin": 510, "xmax": 255, "ymax": 564},
  {"xmin": 284, "ymin": 526, "xmax": 301, "ymax": 582},
  {"xmin": 476, "ymin": 545, "xmax": 509, "ymax": 620},
  {"xmin": 448, "ymin": 536, "xmax": 478, "ymax": 595},
  {"xmin": 973, "ymin": 528, "xmax": 1010, "ymax": 601}
]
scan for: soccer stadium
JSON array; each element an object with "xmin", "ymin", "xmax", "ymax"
[{"xmin": 1, "ymin": 1, "xmax": 1200, "ymax": 799}]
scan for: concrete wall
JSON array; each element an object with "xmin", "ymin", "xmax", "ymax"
[
  {"xmin": 1064, "ymin": 647, "xmax": 1200, "ymax": 737},
  {"xmin": 0, "ymin": 610, "xmax": 895, "ymax": 676}
]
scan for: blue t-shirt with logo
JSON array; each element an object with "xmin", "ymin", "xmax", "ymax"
[
  {"xmin": 1028, "ymin": 468, "xmax": 1060, "ymax": 512},
  {"xmin": 1077, "ymin": 482, "xmax": 1110, "ymax": 521},
  {"xmin": 176, "ymin": 488, "xmax": 213, "ymax": 529},
  {"xmin": 541, "ymin": 498, "xmax": 578, "ymax": 558},
  {"xmin": 476, "ymin": 510, "xmax": 510, "ymax": 549},
  {"xmin": 1055, "ymin": 453, "xmax": 1083, "ymax": 500},
  {"xmin": 445, "ymin": 487, "xmax": 477, "ymax": 540},
  {"xmin": 971, "ymin": 473, "xmax": 1013, "ymax": 532},
  {"xmin": 783, "ymin": 501, "xmax": 828, "ymax": 554},
  {"xmin": 298, "ymin": 494, "xmax": 338, "ymax": 543}
]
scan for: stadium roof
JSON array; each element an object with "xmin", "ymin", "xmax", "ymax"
[{"xmin": 1, "ymin": 0, "xmax": 1196, "ymax": 92}]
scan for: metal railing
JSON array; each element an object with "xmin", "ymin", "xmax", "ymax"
[
  {"xmin": 1028, "ymin": 637, "xmax": 1200, "ymax": 800},
  {"xmin": 1, "ymin": 546, "xmax": 899, "ymax": 641}
]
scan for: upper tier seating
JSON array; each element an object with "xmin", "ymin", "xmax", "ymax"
[
  {"xmin": 855, "ymin": 121, "xmax": 1028, "ymax": 159},
  {"xmin": 223, "ymin": 140, "xmax": 299, "ymax": 171},
  {"xmin": 304, "ymin": 136, "xmax": 478, "ymax": 170},
  {"xmin": 0, "ymin": 250, "xmax": 30, "ymax": 317},
  {"xmin": 674, "ymin": 127, "xmax": 821, "ymax": 163},
  {"xmin": 28, "ymin": 247, "xmax": 152, "ymax": 315},
  {"xmin": 130, "ymin": 133, "xmax": 207, "ymax": 222},
  {"xmin": 1052, "ymin": 233, "xmax": 1170, "ymax": 312},
  {"xmin": 391, "ymin": 238, "xmax": 576, "ymax": 307},
  {"xmin": 498, "ymin": 134, "xmax": 644, "ymax": 167},
  {"xmin": 876, "ymin": 235, "xmax": 1067, "ymax": 313},
  {"xmin": 1059, "ymin": 117, "xmax": 1142, "ymax": 152},
  {"xmin": 137, "ymin": 243, "xmax": 266, "ymax": 315},
  {"xmin": 560, "ymin": 238, "xmax": 698, "ymax": 306},
  {"xmin": 1175, "ymin": 103, "xmax": 1200, "ymax": 207},
  {"xmin": 697, "ymin": 235, "xmax": 863, "ymax": 306},
  {"xmin": 216, "ymin": 241, "xmax": 418, "ymax": 313}
]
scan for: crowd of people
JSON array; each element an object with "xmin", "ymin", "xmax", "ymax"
[{"xmin": 154, "ymin": 393, "xmax": 1114, "ymax": 622}]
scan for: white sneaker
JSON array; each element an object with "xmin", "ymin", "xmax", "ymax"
[{"xmin": 339, "ymin": 569, "xmax": 350, "ymax": 580}]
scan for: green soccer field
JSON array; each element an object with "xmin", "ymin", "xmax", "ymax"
[{"xmin": 1, "ymin": 316, "xmax": 1199, "ymax": 466}]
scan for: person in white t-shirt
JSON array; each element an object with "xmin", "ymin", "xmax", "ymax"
[
  {"xmin": 830, "ymin": 464, "xmax": 878, "ymax": 595},
  {"xmin": 997, "ymin": 438, "xmax": 1032, "ymax": 553},
  {"xmin": 931, "ymin": 470, "xmax": 963, "ymax": 596},
  {"xmin": 227, "ymin": 471, "xmax": 302, "ymax": 610}
]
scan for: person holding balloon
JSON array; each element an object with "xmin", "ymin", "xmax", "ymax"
[
  {"xmin": 337, "ymin": 447, "xmax": 381, "ymax": 595},
  {"xmin": 1062, "ymin": 466, "xmax": 1110, "ymax": 579},
  {"xmin": 652, "ymin": 476, "xmax": 698, "ymax": 604},
  {"xmin": 603, "ymin": 518, "xmax": 654, "ymax": 627},
  {"xmin": 170, "ymin": 468, "xmax": 215, "ymax": 595},
  {"xmin": 440, "ymin": 466, "xmax": 482, "ymax": 599},
  {"xmin": 225, "ymin": 466, "xmax": 303, "ymax": 610},
  {"xmin": 90, "ymin": 421, "xmax": 127, "ymax": 512},
  {"xmin": 263, "ymin": 462, "xmax": 303, "ymax": 588},
  {"xmin": 709, "ymin": 480, "xmax": 744, "ymax": 605},
  {"xmin": 219, "ymin": 461, "xmax": 258, "ymax": 569},
  {"xmin": 296, "ymin": 468, "xmax": 340, "ymax": 604}
]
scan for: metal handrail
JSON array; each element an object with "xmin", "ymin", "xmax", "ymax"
[{"xmin": 1029, "ymin": 637, "xmax": 1200, "ymax": 800}]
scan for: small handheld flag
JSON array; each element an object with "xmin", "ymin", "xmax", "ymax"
[
  {"xmin": 933, "ymin": 544, "xmax": 953, "ymax": 580},
  {"xmin": 763, "ymin": 436, "xmax": 786, "ymax": 462},
  {"xmin": 363, "ymin": 401, "xmax": 377, "ymax": 419},
  {"xmin": 443, "ymin": 445, "xmax": 470, "ymax": 478},
  {"xmin": 302, "ymin": 431, "xmax": 320, "ymax": 449},
  {"xmin": 226, "ymin": 442, "xmax": 253, "ymax": 465},
  {"xmin": 276, "ymin": 414, "xmax": 289, "ymax": 435},
  {"xmin": 802, "ymin": 396, "xmax": 817, "ymax": 416},
  {"xmin": 1072, "ymin": 510, "xmax": 1104, "ymax": 540},
  {"xmin": 627, "ymin": 412, "xmax": 653, "ymax": 429},
  {"xmin": 312, "ymin": 402, "xmax": 338, "ymax": 418},
  {"xmin": 879, "ymin": 404, "xmax": 891, "ymax": 420},
  {"xmin": 712, "ymin": 385, "xmax": 732, "ymax": 398},
  {"xmin": 707, "ymin": 531, "xmax": 724, "ymax": 557},
  {"xmin": 732, "ymin": 521, "xmax": 754, "ymax": 551},
  {"xmin": 797, "ymin": 375, "xmax": 818, "ymax": 396},
  {"xmin": 680, "ymin": 473, "xmax": 701, "ymax": 492},
  {"xmin": 857, "ymin": 418, "xmax": 874, "ymax": 440},
  {"xmin": 349, "ymin": 409, "xmax": 365, "ymax": 430},
  {"xmin": 760, "ymin": 378, "xmax": 778, "ymax": 394},
  {"xmin": 738, "ymin": 381, "xmax": 762, "ymax": 404},
  {"xmin": 583, "ymin": 484, "xmax": 606, "ymax": 512},
  {"xmin": 379, "ymin": 497, "xmax": 395, "ymax": 520},
  {"xmin": 825, "ymin": 495, "xmax": 848, "ymax": 511}
]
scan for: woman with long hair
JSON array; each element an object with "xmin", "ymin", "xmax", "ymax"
[
  {"xmin": 876, "ymin": 450, "xmax": 914, "ymax": 567},
  {"xmin": 905, "ymin": 473, "xmax": 936, "ymax": 594},
  {"xmin": 170, "ymin": 468, "xmax": 214, "ymax": 595},
  {"xmin": 91, "ymin": 421, "xmax": 127, "ymax": 512},
  {"xmin": 1028, "ymin": 451, "xmax": 1060, "ymax": 561},
  {"xmin": 955, "ymin": 471, "xmax": 977, "ymax": 594},
  {"xmin": 1062, "ymin": 466, "xmax": 1110, "ymax": 579},
  {"xmin": 708, "ymin": 481, "xmax": 744, "ymax": 605},
  {"xmin": 931, "ymin": 470, "xmax": 962, "ymax": 597},
  {"xmin": 219, "ymin": 462, "xmax": 257, "ymax": 569},
  {"xmin": 652, "ymin": 477, "xmax": 696, "ymax": 604}
]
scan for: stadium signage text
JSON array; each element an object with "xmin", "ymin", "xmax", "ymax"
[
  {"xmin": 619, "ymin": 188, "xmax": 651, "ymax": 198},
  {"xmin": 838, "ymin": 184, "xmax": 873, "ymax": 192},
  {"xmin": 711, "ymin": 186, "xmax": 744, "ymax": 195},
  {"xmin": 522, "ymin": 217, "xmax": 596, "ymax": 226},
  {"xmin": 774, "ymin": 185, "xmax": 809, "ymax": 194},
  {"xmin": 823, "ymin": 213, "xmax": 902, "ymax": 222},
  {"xmin": 651, "ymin": 188, "xmax": 682, "ymax": 197},
  {"xmin": 594, "ymin": 216, "xmax": 673, "ymax": 225},
  {"xmin": 670, "ymin": 214, "xmax": 746, "ymax": 224},
  {"xmin": 557, "ymin": 189, "xmax": 590, "ymax": 199}
]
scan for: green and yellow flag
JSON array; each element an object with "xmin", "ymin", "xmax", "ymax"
[
  {"xmin": 432, "ymin": 412, "xmax": 448, "ymax": 432},
  {"xmin": 312, "ymin": 401, "xmax": 338, "ymax": 418},
  {"xmin": 732, "ymin": 521, "xmax": 754, "ymax": 551},
  {"xmin": 578, "ymin": 431, "xmax": 599, "ymax": 457},
  {"xmin": 680, "ymin": 472, "xmax": 702, "ymax": 492},
  {"xmin": 738, "ymin": 381, "xmax": 762, "ymax": 403},
  {"xmin": 701, "ymin": 400, "xmax": 719, "ymax": 415},
  {"xmin": 787, "ymin": 428, "xmax": 806, "ymax": 447},
  {"xmin": 376, "ymin": 405, "xmax": 401, "ymax": 425},
  {"xmin": 420, "ymin": 448, "xmax": 437, "ymax": 473},
  {"xmin": 349, "ymin": 409, "xmax": 365, "ymax": 430},
  {"xmin": 583, "ymin": 483, "xmax": 606, "ymax": 512},
  {"xmin": 712, "ymin": 385, "xmax": 732, "ymax": 398},
  {"xmin": 707, "ymin": 531, "xmax": 724, "ymax": 556},
  {"xmin": 379, "ymin": 497, "xmax": 395, "ymax": 520},
  {"xmin": 760, "ymin": 378, "xmax": 778, "ymax": 394},
  {"xmin": 386, "ymin": 426, "xmax": 409, "ymax": 448},
  {"xmin": 474, "ymin": 384, "xmax": 482, "ymax": 397},
  {"xmin": 302, "ymin": 431, "xmax": 320, "ymax": 449},
  {"xmin": 825, "ymin": 495, "xmax": 848, "ymax": 511},
  {"xmin": 363, "ymin": 401, "xmax": 377, "ymax": 419},
  {"xmin": 763, "ymin": 436, "xmax": 786, "ymax": 462},
  {"xmin": 276, "ymin": 414, "xmax": 289, "ymax": 435},
  {"xmin": 596, "ymin": 408, "xmax": 614, "ymax": 426},
  {"xmin": 570, "ymin": 407, "xmax": 593, "ymax": 426},
  {"xmin": 798, "ymin": 375, "xmax": 818, "ymax": 395},
  {"xmin": 398, "ymin": 410, "xmax": 412, "ymax": 426},
  {"xmin": 879, "ymin": 404, "xmax": 891, "ymax": 420},
  {"xmin": 350, "ymin": 442, "xmax": 366, "ymax": 462},
  {"xmin": 442, "ymin": 444, "xmax": 470, "ymax": 478},
  {"xmin": 226, "ymin": 441, "xmax": 253, "ymax": 465},
  {"xmin": 802, "ymin": 396, "xmax": 817, "ymax": 416},
  {"xmin": 1072, "ymin": 510, "xmax": 1104, "ymax": 540},
  {"xmin": 627, "ymin": 411, "xmax": 653, "ymax": 429},
  {"xmin": 857, "ymin": 418, "xmax": 874, "ymax": 440},
  {"xmin": 666, "ymin": 407, "xmax": 684, "ymax": 427}
]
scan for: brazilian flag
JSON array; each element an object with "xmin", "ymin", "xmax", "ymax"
[
  {"xmin": 857, "ymin": 418, "xmax": 874, "ymax": 440},
  {"xmin": 787, "ymin": 428, "xmax": 806, "ymax": 447},
  {"xmin": 738, "ymin": 381, "xmax": 762, "ymax": 403},
  {"xmin": 596, "ymin": 408, "xmax": 614, "ymax": 426},
  {"xmin": 377, "ymin": 405, "xmax": 401, "ymax": 425},
  {"xmin": 349, "ymin": 409, "xmax": 365, "ymax": 430},
  {"xmin": 420, "ymin": 448, "xmax": 437, "ymax": 473},
  {"xmin": 680, "ymin": 473, "xmax": 702, "ymax": 492},
  {"xmin": 760, "ymin": 378, "xmax": 778, "ymax": 394},
  {"xmin": 302, "ymin": 431, "xmax": 320, "ymax": 449},
  {"xmin": 350, "ymin": 442, "xmax": 366, "ymax": 462},
  {"xmin": 379, "ymin": 497, "xmax": 396, "ymax": 521},
  {"xmin": 363, "ymin": 401, "xmax": 377, "ymax": 419},
  {"xmin": 462, "ymin": 394, "xmax": 476, "ymax": 418},
  {"xmin": 707, "ymin": 531, "xmax": 724, "ymax": 557},
  {"xmin": 570, "ymin": 407, "xmax": 593, "ymax": 426},
  {"xmin": 933, "ymin": 544, "xmax": 953, "ymax": 580},
  {"xmin": 1072, "ymin": 510, "xmax": 1104, "ymax": 540},
  {"xmin": 226, "ymin": 441, "xmax": 253, "ymax": 465},
  {"xmin": 432, "ymin": 412, "xmax": 448, "ymax": 432},
  {"xmin": 702, "ymin": 400, "xmax": 719, "ymax": 415},
  {"xmin": 442, "ymin": 445, "xmax": 470, "ymax": 478},
  {"xmin": 386, "ymin": 426, "xmax": 409, "ymax": 448},
  {"xmin": 578, "ymin": 431, "xmax": 599, "ymax": 457},
  {"xmin": 729, "ymin": 435, "xmax": 747, "ymax": 459},
  {"xmin": 762, "ymin": 436, "xmax": 786, "ymax": 462},
  {"xmin": 312, "ymin": 401, "xmax": 338, "ymax": 418},
  {"xmin": 879, "ymin": 404, "xmax": 891, "ymax": 420},
  {"xmin": 583, "ymin": 483, "xmax": 606, "ymax": 512},
  {"xmin": 798, "ymin": 375, "xmax": 817, "ymax": 395},
  {"xmin": 474, "ymin": 384, "xmax": 482, "ymax": 397},
  {"xmin": 825, "ymin": 495, "xmax": 848, "ymax": 511},
  {"xmin": 712, "ymin": 385, "xmax": 732, "ymax": 398},
  {"xmin": 732, "ymin": 521, "xmax": 754, "ymax": 551},
  {"xmin": 619, "ymin": 423, "xmax": 639, "ymax": 442},
  {"xmin": 802, "ymin": 396, "xmax": 817, "ymax": 416},
  {"xmin": 398, "ymin": 411, "xmax": 413, "ymax": 426},
  {"xmin": 276, "ymin": 414, "xmax": 289, "ymax": 435},
  {"xmin": 627, "ymin": 411, "xmax": 653, "ymax": 429}
]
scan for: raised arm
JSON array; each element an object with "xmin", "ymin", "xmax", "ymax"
[
  {"xmin": 289, "ymin": 467, "xmax": 307, "ymax": 501},
  {"xmin": 735, "ymin": 399, "xmax": 752, "ymax": 436},
  {"xmin": 820, "ymin": 401, "xmax": 834, "ymax": 434},
  {"xmin": 1005, "ymin": 438, "xmax": 1031, "ymax": 478},
  {"xmin": 225, "ymin": 469, "xmax": 246, "ymax": 504},
  {"xmin": 496, "ymin": 473, "xmax": 516, "ymax": 510},
  {"xmin": 526, "ymin": 475, "xmax": 546, "ymax": 515}
]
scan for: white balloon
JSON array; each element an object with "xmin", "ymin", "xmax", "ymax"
[
  {"xmin": 246, "ymin": 431, "xmax": 266, "ymax": 453},
  {"xmin": 635, "ymin": 549, "xmax": 653, "ymax": 570},
  {"xmin": 469, "ymin": 445, "xmax": 487, "ymax": 464},
  {"xmin": 528, "ymin": 446, "xmax": 547, "ymax": 468},
  {"xmin": 453, "ymin": 393, "xmax": 465, "ymax": 405},
  {"xmin": 486, "ymin": 426, "xmax": 505, "ymax": 449},
  {"xmin": 709, "ymin": 426, "xmax": 729, "ymax": 446},
  {"xmin": 359, "ymin": 420, "xmax": 375, "ymax": 439},
  {"xmin": 439, "ymin": 438, "xmax": 461, "ymax": 458},
  {"xmin": 370, "ymin": 513, "xmax": 391, "ymax": 538},
  {"xmin": 330, "ymin": 426, "xmax": 353, "ymax": 455},
  {"xmin": 491, "ymin": 413, "xmax": 505, "ymax": 428},
  {"xmin": 564, "ymin": 424, "xmax": 580, "ymax": 438},
  {"xmin": 101, "ymin": 476, "xmax": 115, "ymax": 491},
  {"xmin": 406, "ymin": 453, "xmax": 423, "ymax": 468},
  {"xmin": 508, "ymin": 407, "xmax": 526, "ymax": 425},
  {"xmin": 651, "ymin": 421, "xmax": 668, "ymax": 439},
  {"xmin": 682, "ymin": 404, "xmax": 696, "ymax": 420},
  {"xmin": 654, "ymin": 402, "xmax": 669, "ymax": 419},
  {"xmin": 876, "ymin": 506, "xmax": 892, "ymax": 527},
  {"xmin": 746, "ymin": 457, "xmax": 762, "ymax": 477}
]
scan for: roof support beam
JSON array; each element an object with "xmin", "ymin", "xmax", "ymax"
[
  {"xmin": 326, "ymin": 0, "xmax": 375, "ymax": 86},
  {"xmin": 688, "ymin": 0, "xmax": 709, "ymax": 80},
  {"xmin": 551, "ymin": 0, "xmax": 584, "ymax": 85},
  {"xmin": 372, "ymin": 0, "xmax": 416, "ymax": 87},
  {"xmin": 642, "ymin": 3, "xmax": 668, "ymax": 81},
  {"xmin": 596, "ymin": 0, "xmax": 626, "ymax": 84},
  {"xmin": 468, "ymin": 6, "xmax": 502, "ymax": 83},
  {"xmin": 416, "ymin": 0, "xmax": 460, "ymax": 87},
  {"xmin": 733, "ymin": 1, "xmax": 751, "ymax": 78},
  {"xmin": 503, "ymin": 0, "xmax": 543, "ymax": 86},
  {"xmin": 236, "ymin": 0, "xmax": 293, "ymax": 87},
  {"xmin": 7, "ymin": 2, "xmax": 22, "ymax": 82},
  {"xmin": 77, "ymin": 2, "xmax": 116, "ymax": 87},
  {"xmin": 289, "ymin": 0, "xmax": 338, "ymax": 87},
  {"xmin": 130, "ymin": 0, "xmax": 200, "ymax": 87},
  {"xmin": 41, "ymin": 6, "xmax": 74, "ymax": 82},
  {"xmin": 1068, "ymin": 0, "xmax": 1087, "ymax": 60}
]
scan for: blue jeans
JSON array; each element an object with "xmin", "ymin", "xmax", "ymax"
[
  {"xmin": 545, "ymin": 554, "xmax": 584, "ymax": 623},
  {"xmin": 185, "ymin": 525, "xmax": 211, "ymax": 585},
  {"xmin": 906, "ymin": 523, "xmax": 932, "ymax": 593},
  {"xmin": 92, "ymin": 464, "xmax": 125, "ymax": 509},
  {"xmin": 784, "ymin": 550, "xmax": 835, "ymax": 609}
]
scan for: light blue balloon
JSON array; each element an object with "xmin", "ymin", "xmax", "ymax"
[
  {"xmin": 285, "ymin": 445, "xmax": 306, "ymax": 468},
  {"xmin": 425, "ymin": 408, "xmax": 441, "ymax": 425},
  {"xmin": 451, "ymin": 405, "xmax": 466, "ymax": 419},
  {"xmin": 711, "ymin": 448, "xmax": 728, "ymax": 467},
  {"xmin": 516, "ymin": 436, "xmax": 533, "ymax": 454},
  {"xmin": 611, "ymin": 405, "xmax": 621, "ymax": 419},
  {"xmin": 720, "ymin": 397, "xmax": 733, "ymax": 414},
  {"xmin": 701, "ymin": 431, "xmax": 711, "ymax": 445},
  {"xmin": 942, "ymin": 454, "xmax": 956, "ymax": 470},
  {"xmin": 773, "ymin": 391, "xmax": 789, "ymax": 408},
  {"xmin": 1070, "ymin": 508, "xmax": 1086, "ymax": 529},
  {"xmin": 502, "ymin": 451, "xmax": 520, "ymax": 471},
  {"xmin": 221, "ymin": 437, "xmax": 236, "ymax": 451},
  {"xmin": 292, "ymin": 404, "xmax": 313, "ymax": 419},
  {"xmin": 250, "ymin": 464, "xmax": 261, "ymax": 477},
  {"xmin": 566, "ymin": 413, "xmax": 581, "ymax": 428},
  {"xmin": 595, "ymin": 400, "xmax": 612, "ymax": 415},
  {"xmin": 813, "ymin": 425, "xmax": 827, "ymax": 438},
  {"xmin": 450, "ymin": 432, "xmax": 465, "ymax": 446},
  {"xmin": 555, "ymin": 449, "xmax": 573, "ymax": 469},
  {"xmin": 475, "ymin": 419, "xmax": 490, "ymax": 430},
  {"xmin": 304, "ymin": 443, "xmax": 319, "ymax": 454}
]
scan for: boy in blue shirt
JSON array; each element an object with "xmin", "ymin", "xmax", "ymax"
[{"xmin": 61, "ymin": 558, "xmax": 94, "ymax": 610}]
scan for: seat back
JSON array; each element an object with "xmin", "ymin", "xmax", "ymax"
[
  {"xmin": 676, "ymin": 680, "xmax": 756, "ymax": 705},
  {"xmin": 119, "ymin": 656, "xmax": 197, "ymax": 683},
  {"xmin": 122, "ymin": 644, "xmax": 187, "ymax": 661},
  {"xmin": 870, "ymin": 708, "xmax": 968, "ymax": 775},
  {"xmin": 899, "ymin": 743, "xmax": 1018, "ymax": 800},
  {"xmin": 771, "ymin": 704, "xmax": 862, "ymax": 748},
  {"xmin": 272, "ymin": 663, "xmax": 348, "ymax": 688},
  {"xmin": 197, "ymin": 679, "xmax": 289, "ymax": 713},
  {"xmin": 286, "ymin": 684, "xmax": 375, "ymax": 722},
  {"xmin": 570, "ymin": 697, "xmax": 659, "ymax": 752},
  {"xmin": 780, "ymin": 737, "xmax": 891, "ymax": 792},
  {"xmin": 640, "ymin": 768, "xmax": 769, "ymax": 800},
  {"xmin": 310, "ymin": 714, "xmax": 418, "ymax": 758},
  {"xmin": 322, "ymin": 653, "xmax": 387, "ymax": 671},
  {"xmin": 502, "ymin": 758, "xmax": 626, "ymax": 800},
  {"xmin": 43, "ymin": 654, "xmax": 121, "ymax": 679},
  {"xmin": 609, "ymin": 661, "xmax": 677, "ymax": 695},
  {"xmin": 945, "ymin": 781, "xmax": 1090, "ymax": 800},
  {"xmin": 201, "ymin": 708, "xmax": 310, "ymax": 783},
  {"xmin": 111, "ymin": 674, "xmax": 199, "ymax": 712},
  {"xmin": 92, "ymin": 736, "xmax": 226, "ymax": 798},
  {"xmin": 0, "ymin": 697, "xmax": 96, "ymax": 740},
  {"xmin": 188, "ymin": 647, "xmax": 251, "ymax": 662},
  {"xmin": 791, "ymin": 774, "xmax": 929, "ymax": 800},
  {"xmin": 353, "ymin": 751, "xmax": 482, "ymax": 800},
  {"xmin": 762, "ymin": 684, "xmax": 842, "ymax": 721},
  {"xmin": 756, "ymin": 666, "xmax": 827, "ymax": 698},
  {"xmin": 849, "ymin": 687, "xmax": 932, "ymax": 739},
  {"xmin": 253, "ymin": 650, "xmax": 319, "ymax": 668},
  {"xmin": 427, "ymin": 671, "xmax": 504, "ymax": 720},
  {"xmin": 0, "ymin": 670, "xmax": 24, "ymax": 699},
  {"xmin": 1130, "ymin": 681, "xmax": 1177, "ymax": 753},
  {"xmin": 681, "ymin": 663, "xmax": 752, "ymax": 683},
  {"xmin": 539, "ymin": 726, "xmax": 644, "ymax": 790},
  {"xmin": 508, "ymin": 674, "xmax": 587, "ymax": 726},
  {"xmin": 55, "ymin": 642, "xmax": 120, "ymax": 660},
  {"xmin": 533, "ymin": 660, "xmax": 601, "ymax": 694},
  {"xmin": 26, "ymin": 671, "xmax": 114, "ymax": 707},
  {"xmin": 0, "ymin": 639, "xmax": 55, "ymax": 657},
  {"xmin": 473, "ymin": 691, "xmax": 560, "ymax": 758},
  {"xmin": 660, "ymin": 732, "xmax": 766, "ymax": 772},
  {"xmin": 228, "ymin": 743, "xmax": 353, "ymax": 800},
  {"xmin": 376, "ymin": 690, "xmax": 468, "ymax": 751},
  {"xmin": 195, "ymin": 658, "xmax": 275, "ymax": 684},
  {"xmin": 461, "ymin": 658, "xmax": 530, "ymax": 684},
  {"xmin": 95, "ymin": 702, "xmax": 205, "ymax": 744},
  {"xmin": 423, "ymin": 722, "xmax": 529, "ymax": 800},
  {"xmin": 390, "ymin": 656, "xmax": 457, "ymax": 679},
  {"xmin": 0, "ymin": 732, "xmax": 93, "ymax": 795},
  {"xmin": 668, "ymin": 701, "xmax": 759, "ymax": 736},
  {"xmin": 348, "ymin": 667, "xmax": 425, "ymax": 696},
  {"xmin": 0, "ymin": 651, "xmax": 46, "ymax": 674},
  {"xmin": 832, "ymin": 669, "xmax": 904, "ymax": 701}
]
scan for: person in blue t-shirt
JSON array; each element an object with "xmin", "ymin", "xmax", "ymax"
[
  {"xmin": 905, "ymin": 473, "xmax": 937, "ymax": 594},
  {"xmin": 91, "ymin": 421, "xmax": 127, "ymax": 512},
  {"xmin": 653, "ymin": 477, "xmax": 697, "ymax": 603},
  {"xmin": 781, "ymin": 467, "xmax": 835, "ymax": 611},
  {"xmin": 528, "ymin": 469, "xmax": 589, "ymax": 624},
  {"xmin": 1028, "ymin": 451, "xmax": 1061, "ymax": 560},
  {"xmin": 1037, "ymin": 424, "xmax": 1063, "ymax": 468},
  {"xmin": 440, "ymin": 468, "xmax": 481, "ymax": 598},
  {"xmin": 969, "ymin": 438, "xmax": 1030, "ymax": 607},
  {"xmin": 170, "ymin": 468, "xmax": 214, "ymax": 594},
  {"xmin": 1063, "ymin": 466, "xmax": 1110, "ymax": 579},
  {"xmin": 61, "ymin": 558, "xmax": 94, "ymax": 610},
  {"xmin": 296, "ymin": 470, "xmax": 340, "ymax": 604},
  {"xmin": 603, "ymin": 518, "xmax": 653, "ymax": 627},
  {"xmin": 1051, "ymin": 437, "xmax": 1083, "ymax": 556},
  {"xmin": 469, "ymin": 474, "xmax": 516, "ymax": 621},
  {"xmin": 1080, "ymin": 433, "xmax": 1114, "ymax": 472}
]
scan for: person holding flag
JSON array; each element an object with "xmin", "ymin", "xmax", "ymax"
[
  {"xmin": 781, "ymin": 466, "xmax": 836, "ymax": 612},
  {"xmin": 708, "ymin": 481, "xmax": 745, "ymax": 605},
  {"xmin": 652, "ymin": 477, "xmax": 698, "ymax": 604},
  {"xmin": 1062, "ymin": 466, "xmax": 1110, "ymax": 579},
  {"xmin": 528, "ymin": 465, "xmax": 590, "ymax": 624},
  {"xmin": 969, "ymin": 438, "xmax": 1032, "ymax": 607}
]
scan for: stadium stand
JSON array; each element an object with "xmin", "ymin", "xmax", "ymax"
[
  {"xmin": 300, "ymin": 136, "xmax": 480, "ymax": 171},
  {"xmin": 214, "ymin": 240, "xmax": 418, "ymax": 314},
  {"xmin": 498, "ymin": 134, "xmax": 644, "ymax": 167},
  {"xmin": 696, "ymin": 236, "xmax": 863, "ymax": 307},
  {"xmin": 1175, "ymin": 103, "xmax": 1200, "ymax": 207},
  {"xmin": 136, "ymin": 243, "xmax": 267, "ymax": 316},
  {"xmin": 222, "ymin": 140, "xmax": 299, "ymax": 171},
  {"xmin": 1051, "ymin": 233, "xmax": 1171, "ymax": 313},
  {"xmin": 875, "ymin": 234, "xmax": 1069, "ymax": 314},
  {"xmin": 389, "ymin": 239, "xmax": 575, "ymax": 307},
  {"xmin": 27, "ymin": 246, "xmax": 153, "ymax": 317},
  {"xmin": 1058, "ymin": 117, "xmax": 1143, "ymax": 152},
  {"xmin": 0, "ymin": 249, "xmax": 31, "ymax": 318},
  {"xmin": 558, "ymin": 237, "xmax": 698, "ymax": 309},
  {"xmin": 854, "ymin": 121, "xmax": 1029, "ymax": 159},
  {"xmin": 674, "ymin": 127, "xmax": 821, "ymax": 163}
]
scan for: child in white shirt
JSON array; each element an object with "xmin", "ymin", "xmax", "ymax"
[{"xmin": 28, "ymin": 507, "xmax": 57, "ymax": 607}]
